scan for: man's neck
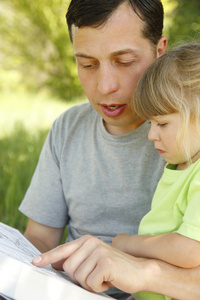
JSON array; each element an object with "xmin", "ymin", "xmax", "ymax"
[{"xmin": 103, "ymin": 118, "xmax": 145, "ymax": 136}]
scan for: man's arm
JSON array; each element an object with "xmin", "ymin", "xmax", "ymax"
[
  {"xmin": 112, "ymin": 232, "xmax": 200, "ymax": 268},
  {"xmin": 24, "ymin": 219, "xmax": 65, "ymax": 252},
  {"xmin": 32, "ymin": 235, "xmax": 200, "ymax": 299}
]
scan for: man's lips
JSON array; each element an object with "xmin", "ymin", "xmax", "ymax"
[{"xmin": 100, "ymin": 104, "xmax": 126, "ymax": 118}]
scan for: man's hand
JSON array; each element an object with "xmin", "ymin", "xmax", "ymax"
[{"xmin": 32, "ymin": 235, "xmax": 148, "ymax": 294}]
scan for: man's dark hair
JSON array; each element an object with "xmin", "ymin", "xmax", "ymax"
[{"xmin": 66, "ymin": 0, "xmax": 164, "ymax": 46}]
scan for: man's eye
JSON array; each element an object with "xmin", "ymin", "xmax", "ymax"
[
  {"xmin": 82, "ymin": 63, "xmax": 98, "ymax": 69},
  {"xmin": 82, "ymin": 64, "xmax": 92, "ymax": 68},
  {"xmin": 118, "ymin": 61, "xmax": 134, "ymax": 66}
]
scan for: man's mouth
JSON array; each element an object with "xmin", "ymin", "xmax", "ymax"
[
  {"xmin": 101, "ymin": 104, "xmax": 126, "ymax": 118},
  {"xmin": 107, "ymin": 105, "xmax": 120, "ymax": 110}
]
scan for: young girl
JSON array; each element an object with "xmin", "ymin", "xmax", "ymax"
[{"xmin": 112, "ymin": 42, "xmax": 200, "ymax": 300}]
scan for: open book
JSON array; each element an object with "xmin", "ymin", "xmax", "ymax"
[{"xmin": 0, "ymin": 222, "xmax": 114, "ymax": 300}]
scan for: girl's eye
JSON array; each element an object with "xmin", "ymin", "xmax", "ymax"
[{"xmin": 158, "ymin": 123, "xmax": 167, "ymax": 127}]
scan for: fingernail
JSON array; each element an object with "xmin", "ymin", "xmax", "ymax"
[{"xmin": 32, "ymin": 255, "xmax": 42, "ymax": 264}]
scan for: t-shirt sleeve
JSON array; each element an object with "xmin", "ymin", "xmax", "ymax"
[
  {"xmin": 177, "ymin": 180, "xmax": 200, "ymax": 241},
  {"xmin": 19, "ymin": 120, "xmax": 69, "ymax": 228}
]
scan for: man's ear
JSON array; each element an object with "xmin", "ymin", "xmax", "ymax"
[{"xmin": 156, "ymin": 36, "xmax": 168, "ymax": 58}]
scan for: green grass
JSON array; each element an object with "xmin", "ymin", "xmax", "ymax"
[
  {"xmin": 0, "ymin": 91, "xmax": 84, "ymax": 138},
  {"xmin": 0, "ymin": 125, "xmax": 48, "ymax": 230},
  {"xmin": 0, "ymin": 91, "xmax": 85, "ymax": 235}
]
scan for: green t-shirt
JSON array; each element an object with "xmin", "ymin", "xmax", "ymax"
[{"xmin": 133, "ymin": 159, "xmax": 200, "ymax": 300}]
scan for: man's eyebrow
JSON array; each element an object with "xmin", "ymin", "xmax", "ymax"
[
  {"xmin": 75, "ymin": 49, "xmax": 137, "ymax": 59},
  {"xmin": 111, "ymin": 49, "xmax": 138, "ymax": 56},
  {"xmin": 75, "ymin": 53, "xmax": 95, "ymax": 59}
]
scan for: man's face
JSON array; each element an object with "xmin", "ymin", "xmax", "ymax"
[{"xmin": 72, "ymin": 3, "xmax": 167, "ymax": 135}]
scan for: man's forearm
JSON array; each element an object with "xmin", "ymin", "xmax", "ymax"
[
  {"xmin": 24, "ymin": 219, "xmax": 65, "ymax": 253},
  {"xmin": 24, "ymin": 233, "xmax": 52, "ymax": 253}
]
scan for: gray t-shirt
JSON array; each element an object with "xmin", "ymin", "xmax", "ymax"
[
  {"xmin": 19, "ymin": 102, "xmax": 165, "ymax": 299},
  {"xmin": 20, "ymin": 102, "xmax": 165, "ymax": 240}
]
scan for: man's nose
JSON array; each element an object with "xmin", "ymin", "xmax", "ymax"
[
  {"xmin": 148, "ymin": 126, "xmax": 160, "ymax": 141},
  {"xmin": 97, "ymin": 65, "xmax": 119, "ymax": 95}
]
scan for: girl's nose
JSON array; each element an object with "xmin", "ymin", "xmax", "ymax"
[{"xmin": 148, "ymin": 126, "xmax": 160, "ymax": 141}]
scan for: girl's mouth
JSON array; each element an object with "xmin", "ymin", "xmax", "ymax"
[{"xmin": 156, "ymin": 148, "xmax": 166, "ymax": 155}]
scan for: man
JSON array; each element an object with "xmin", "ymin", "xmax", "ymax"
[{"xmin": 20, "ymin": 0, "xmax": 198, "ymax": 299}]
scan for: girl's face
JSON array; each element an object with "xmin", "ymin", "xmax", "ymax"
[{"xmin": 148, "ymin": 113, "xmax": 200, "ymax": 170}]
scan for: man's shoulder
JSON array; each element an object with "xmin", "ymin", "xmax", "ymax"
[{"xmin": 45, "ymin": 102, "xmax": 98, "ymax": 158}]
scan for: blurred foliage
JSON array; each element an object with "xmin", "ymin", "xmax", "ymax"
[
  {"xmin": 163, "ymin": 0, "xmax": 200, "ymax": 47},
  {"xmin": 0, "ymin": 92, "xmax": 83, "ymax": 235},
  {"xmin": 0, "ymin": 0, "xmax": 200, "ymax": 100},
  {"xmin": 162, "ymin": 0, "xmax": 178, "ymax": 36},
  {"xmin": 0, "ymin": 0, "xmax": 83, "ymax": 100}
]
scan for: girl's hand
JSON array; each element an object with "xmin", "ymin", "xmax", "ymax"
[{"xmin": 112, "ymin": 233, "xmax": 132, "ymax": 252}]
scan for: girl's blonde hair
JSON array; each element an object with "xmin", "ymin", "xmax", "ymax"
[{"xmin": 133, "ymin": 42, "xmax": 200, "ymax": 163}]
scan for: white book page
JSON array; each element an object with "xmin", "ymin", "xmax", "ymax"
[
  {"xmin": 0, "ymin": 222, "xmax": 113, "ymax": 300},
  {"xmin": 0, "ymin": 222, "xmax": 71, "ymax": 280},
  {"xmin": 0, "ymin": 222, "xmax": 40, "ymax": 262},
  {"xmin": 0, "ymin": 223, "xmax": 113, "ymax": 299},
  {"xmin": 0, "ymin": 292, "xmax": 15, "ymax": 300}
]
